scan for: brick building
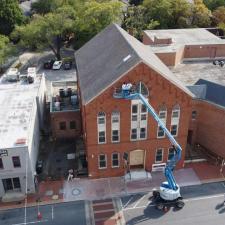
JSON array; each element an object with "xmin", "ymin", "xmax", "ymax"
[
  {"xmin": 143, "ymin": 28, "xmax": 225, "ymax": 160},
  {"xmin": 50, "ymin": 80, "xmax": 81, "ymax": 139},
  {"xmin": 75, "ymin": 24, "xmax": 194, "ymax": 178},
  {"xmin": 143, "ymin": 28, "xmax": 225, "ymax": 67}
]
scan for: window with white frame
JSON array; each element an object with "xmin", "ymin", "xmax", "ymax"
[
  {"xmin": 171, "ymin": 124, "xmax": 178, "ymax": 136},
  {"xmin": 168, "ymin": 147, "xmax": 175, "ymax": 161},
  {"xmin": 98, "ymin": 131, "xmax": 106, "ymax": 143},
  {"xmin": 136, "ymin": 82, "xmax": 149, "ymax": 97},
  {"xmin": 140, "ymin": 127, "xmax": 146, "ymax": 139},
  {"xmin": 131, "ymin": 128, "xmax": 137, "ymax": 140},
  {"xmin": 97, "ymin": 112, "xmax": 106, "ymax": 144},
  {"xmin": 170, "ymin": 104, "xmax": 180, "ymax": 137},
  {"xmin": 111, "ymin": 111, "xmax": 120, "ymax": 143},
  {"xmin": 155, "ymin": 148, "xmax": 164, "ymax": 163},
  {"xmin": 99, "ymin": 154, "xmax": 107, "ymax": 169},
  {"xmin": 130, "ymin": 95, "xmax": 148, "ymax": 141},
  {"xmin": 112, "ymin": 152, "xmax": 120, "ymax": 168},
  {"xmin": 157, "ymin": 105, "xmax": 167, "ymax": 138}
]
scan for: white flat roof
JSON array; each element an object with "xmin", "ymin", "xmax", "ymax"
[
  {"xmin": 171, "ymin": 60, "xmax": 225, "ymax": 86},
  {"xmin": 0, "ymin": 75, "xmax": 42, "ymax": 149},
  {"xmin": 144, "ymin": 28, "xmax": 225, "ymax": 53}
]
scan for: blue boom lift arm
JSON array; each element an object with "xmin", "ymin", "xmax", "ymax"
[{"xmin": 122, "ymin": 92, "xmax": 182, "ymax": 191}]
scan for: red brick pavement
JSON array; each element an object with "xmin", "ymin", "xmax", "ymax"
[{"xmin": 185, "ymin": 161, "xmax": 225, "ymax": 182}]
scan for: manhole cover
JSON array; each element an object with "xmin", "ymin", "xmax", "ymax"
[
  {"xmin": 57, "ymin": 167, "xmax": 61, "ymax": 171},
  {"xmin": 56, "ymin": 159, "xmax": 61, "ymax": 163},
  {"xmin": 72, "ymin": 188, "xmax": 81, "ymax": 196}
]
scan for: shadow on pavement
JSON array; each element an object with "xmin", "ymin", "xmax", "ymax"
[{"xmin": 126, "ymin": 205, "xmax": 166, "ymax": 225}]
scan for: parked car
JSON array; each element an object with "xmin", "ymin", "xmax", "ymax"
[
  {"xmin": 52, "ymin": 60, "xmax": 63, "ymax": 70},
  {"xmin": 63, "ymin": 61, "xmax": 72, "ymax": 70},
  {"xmin": 36, "ymin": 160, "xmax": 43, "ymax": 174},
  {"xmin": 43, "ymin": 59, "xmax": 55, "ymax": 69}
]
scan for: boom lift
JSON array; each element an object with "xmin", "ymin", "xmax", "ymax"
[{"xmin": 114, "ymin": 87, "xmax": 184, "ymax": 210}]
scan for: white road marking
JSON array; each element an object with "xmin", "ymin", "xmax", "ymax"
[
  {"xmin": 52, "ymin": 205, "xmax": 54, "ymax": 220},
  {"xmin": 122, "ymin": 194, "xmax": 225, "ymax": 211},
  {"xmin": 133, "ymin": 195, "xmax": 146, "ymax": 208},
  {"xmin": 122, "ymin": 196, "xmax": 134, "ymax": 209},
  {"xmin": 12, "ymin": 219, "xmax": 48, "ymax": 225}
]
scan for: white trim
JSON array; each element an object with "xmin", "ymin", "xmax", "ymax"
[
  {"xmin": 111, "ymin": 111, "xmax": 120, "ymax": 143},
  {"xmin": 167, "ymin": 147, "xmax": 176, "ymax": 161},
  {"xmin": 97, "ymin": 112, "xmax": 106, "ymax": 144},
  {"xmin": 98, "ymin": 131, "xmax": 106, "ymax": 144},
  {"xmin": 155, "ymin": 148, "xmax": 164, "ymax": 163},
  {"xmin": 152, "ymin": 163, "xmax": 166, "ymax": 172},
  {"xmin": 170, "ymin": 124, "xmax": 178, "ymax": 137},
  {"xmin": 111, "ymin": 129, "xmax": 120, "ymax": 143},
  {"xmin": 111, "ymin": 152, "xmax": 120, "ymax": 168},
  {"xmin": 157, "ymin": 109, "xmax": 167, "ymax": 138},
  {"xmin": 98, "ymin": 154, "xmax": 107, "ymax": 169}
]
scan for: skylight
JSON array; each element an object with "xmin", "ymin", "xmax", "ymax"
[{"xmin": 123, "ymin": 54, "xmax": 131, "ymax": 62}]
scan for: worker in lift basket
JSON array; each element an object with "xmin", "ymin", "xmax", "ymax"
[{"xmin": 122, "ymin": 82, "xmax": 132, "ymax": 97}]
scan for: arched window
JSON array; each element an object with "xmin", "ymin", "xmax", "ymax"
[
  {"xmin": 97, "ymin": 112, "xmax": 106, "ymax": 143},
  {"xmin": 136, "ymin": 82, "xmax": 149, "ymax": 97},
  {"xmin": 98, "ymin": 112, "xmax": 105, "ymax": 125},
  {"xmin": 111, "ymin": 111, "xmax": 120, "ymax": 142},
  {"xmin": 111, "ymin": 111, "xmax": 120, "ymax": 124},
  {"xmin": 172, "ymin": 104, "xmax": 180, "ymax": 118},
  {"xmin": 157, "ymin": 105, "xmax": 167, "ymax": 138},
  {"xmin": 171, "ymin": 104, "xmax": 180, "ymax": 137}
]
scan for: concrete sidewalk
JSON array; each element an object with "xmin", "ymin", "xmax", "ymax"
[
  {"xmin": 63, "ymin": 167, "xmax": 201, "ymax": 202},
  {"xmin": 0, "ymin": 162, "xmax": 224, "ymax": 210}
]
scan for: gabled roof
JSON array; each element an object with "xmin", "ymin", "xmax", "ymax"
[
  {"xmin": 75, "ymin": 24, "xmax": 194, "ymax": 105},
  {"xmin": 195, "ymin": 79, "xmax": 225, "ymax": 107}
]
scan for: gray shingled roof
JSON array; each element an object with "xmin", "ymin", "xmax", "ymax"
[
  {"xmin": 195, "ymin": 79, "xmax": 225, "ymax": 107},
  {"xmin": 187, "ymin": 85, "xmax": 207, "ymax": 99},
  {"xmin": 75, "ymin": 23, "xmax": 194, "ymax": 105}
]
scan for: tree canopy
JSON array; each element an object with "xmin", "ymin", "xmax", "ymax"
[
  {"xmin": 0, "ymin": 0, "xmax": 24, "ymax": 36},
  {"xmin": 203, "ymin": 0, "xmax": 225, "ymax": 11},
  {"xmin": 121, "ymin": 5, "xmax": 159, "ymax": 40},
  {"xmin": 12, "ymin": 0, "xmax": 123, "ymax": 58},
  {"xmin": 12, "ymin": 6, "xmax": 76, "ymax": 60}
]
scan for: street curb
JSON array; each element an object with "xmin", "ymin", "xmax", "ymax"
[
  {"xmin": 0, "ymin": 198, "xmax": 63, "ymax": 211},
  {"xmin": 0, "ymin": 179, "xmax": 224, "ymax": 211}
]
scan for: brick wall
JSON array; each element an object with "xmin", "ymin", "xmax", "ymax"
[
  {"xmin": 50, "ymin": 111, "xmax": 82, "ymax": 139},
  {"xmin": 81, "ymin": 62, "xmax": 192, "ymax": 178},
  {"xmin": 190, "ymin": 100, "xmax": 225, "ymax": 158}
]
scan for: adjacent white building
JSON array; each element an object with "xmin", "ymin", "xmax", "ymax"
[{"xmin": 0, "ymin": 69, "xmax": 45, "ymax": 201}]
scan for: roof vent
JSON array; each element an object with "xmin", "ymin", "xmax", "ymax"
[{"xmin": 123, "ymin": 54, "xmax": 131, "ymax": 62}]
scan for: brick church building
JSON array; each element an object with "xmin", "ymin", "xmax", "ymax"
[{"xmin": 75, "ymin": 24, "xmax": 194, "ymax": 178}]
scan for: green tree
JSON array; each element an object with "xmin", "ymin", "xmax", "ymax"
[
  {"xmin": 203, "ymin": 0, "xmax": 225, "ymax": 11},
  {"xmin": 75, "ymin": 0, "xmax": 123, "ymax": 48},
  {"xmin": 143, "ymin": 0, "xmax": 193, "ymax": 29},
  {"xmin": 191, "ymin": 0, "xmax": 212, "ymax": 27},
  {"xmin": 143, "ymin": 0, "xmax": 173, "ymax": 28},
  {"xmin": 12, "ymin": 6, "xmax": 76, "ymax": 60},
  {"xmin": 0, "ymin": 35, "xmax": 15, "ymax": 70},
  {"xmin": 169, "ymin": 0, "xmax": 193, "ymax": 28},
  {"xmin": 129, "ymin": 0, "xmax": 144, "ymax": 5},
  {"xmin": 122, "ymin": 5, "xmax": 159, "ymax": 40},
  {"xmin": 212, "ymin": 6, "xmax": 225, "ymax": 25},
  {"xmin": 0, "ymin": 0, "xmax": 24, "ymax": 35}
]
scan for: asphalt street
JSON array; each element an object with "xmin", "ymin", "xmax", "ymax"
[
  {"xmin": 121, "ymin": 182, "xmax": 225, "ymax": 225},
  {"xmin": 0, "ymin": 201, "xmax": 86, "ymax": 225},
  {"xmin": 1, "ymin": 182, "xmax": 225, "ymax": 225}
]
